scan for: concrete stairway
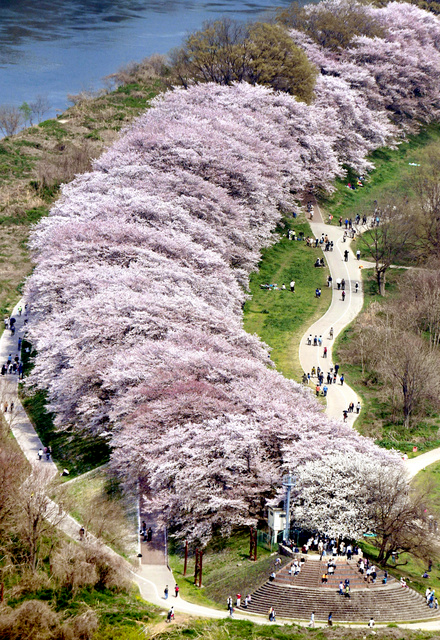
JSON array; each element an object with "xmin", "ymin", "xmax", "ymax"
[
  {"xmin": 242, "ymin": 580, "xmax": 439, "ymax": 622},
  {"xmin": 274, "ymin": 557, "xmax": 394, "ymax": 590},
  {"xmin": 243, "ymin": 557, "xmax": 438, "ymax": 622}
]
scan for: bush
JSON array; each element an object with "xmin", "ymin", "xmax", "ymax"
[{"xmin": 0, "ymin": 600, "xmax": 59, "ymax": 640}]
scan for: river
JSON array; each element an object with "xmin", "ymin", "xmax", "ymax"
[{"xmin": 0, "ymin": 0, "xmax": 302, "ymax": 118}]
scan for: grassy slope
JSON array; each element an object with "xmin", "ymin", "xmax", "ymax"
[
  {"xmin": 152, "ymin": 619, "xmax": 439, "ymax": 639},
  {"xmin": 168, "ymin": 531, "xmax": 287, "ymax": 609},
  {"xmin": 323, "ymin": 123, "xmax": 440, "ymax": 222},
  {"xmin": 243, "ymin": 219, "xmax": 330, "ymax": 381},
  {"xmin": 61, "ymin": 467, "xmax": 138, "ymax": 557}
]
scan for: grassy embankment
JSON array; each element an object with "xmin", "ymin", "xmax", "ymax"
[
  {"xmin": 152, "ymin": 621, "xmax": 440, "ymax": 640},
  {"xmin": 60, "ymin": 467, "xmax": 138, "ymax": 558},
  {"xmin": 323, "ymin": 123, "xmax": 440, "ymax": 224},
  {"xmin": 243, "ymin": 217, "xmax": 330, "ymax": 381},
  {"xmin": 168, "ymin": 531, "xmax": 289, "ymax": 610}
]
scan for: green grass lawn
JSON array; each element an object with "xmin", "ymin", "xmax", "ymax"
[
  {"xmin": 20, "ymin": 388, "xmax": 111, "ymax": 476},
  {"xmin": 413, "ymin": 461, "xmax": 440, "ymax": 512},
  {"xmin": 61, "ymin": 467, "xmax": 138, "ymax": 557},
  {"xmin": 168, "ymin": 531, "xmax": 287, "ymax": 610},
  {"xmin": 359, "ymin": 540, "xmax": 438, "ymax": 599},
  {"xmin": 323, "ymin": 123, "xmax": 440, "ymax": 223},
  {"xmin": 151, "ymin": 618, "xmax": 440, "ymax": 639},
  {"xmin": 243, "ymin": 218, "xmax": 331, "ymax": 381}
]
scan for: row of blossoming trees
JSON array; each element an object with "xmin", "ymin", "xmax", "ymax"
[{"xmin": 24, "ymin": 1, "xmax": 440, "ymax": 542}]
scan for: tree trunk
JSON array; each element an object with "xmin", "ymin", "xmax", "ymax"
[{"xmin": 377, "ymin": 269, "xmax": 386, "ymax": 296}]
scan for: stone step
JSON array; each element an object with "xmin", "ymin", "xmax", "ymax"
[{"xmin": 241, "ymin": 582, "xmax": 440, "ymax": 622}]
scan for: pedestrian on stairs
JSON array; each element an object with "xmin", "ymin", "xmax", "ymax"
[
  {"xmin": 328, "ymin": 612, "xmax": 333, "ymax": 626},
  {"xmin": 339, "ymin": 581, "xmax": 344, "ymax": 595}
]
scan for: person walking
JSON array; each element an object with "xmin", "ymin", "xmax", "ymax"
[
  {"xmin": 323, "ymin": 346, "xmax": 327, "ymax": 358},
  {"xmin": 227, "ymin": 596, "xmax": 234, "ymax": 617},
  {"xmin": 175, "ymin": 584, "xmax": 179, "ymax": 597},
  {"xmin": 342, "ymin": 290, "xmax": 346, "ymax": 301},
  {"xmin": 356, "ymin": 249, "xmax": 361, "ymax": 260},
  {"xmin": 290, "ymin": 280, "xmax": 295, "ymax": 292},
  {"xmin": 356, "ymin": 401, "xmax": 361, "ymax": 414},
  {"xmin": 38, "ymin": 447, "xmax": 43, "ymax": 460},
  {"xmin": 340, "ymin": 374, "xmax": 345, "ymax": 385},
  {"xmin": 344, "ymin": 249, "xmax": 349, "ymax": 262},
  {"xmin": 355, "ymin": 281, "xmax": 359, "ymax": 293},
  {"xmin": 166, "ymin": 606, "xmax": 174, "ymax": 623},
  {"xmin": 368, "ymin": 617, "xmax": 375, "ymax": 629},
  {"xmin": 309, "ymin": 612, "xmax": 315, "ymax": 628},
  {"xmin": 164, "ymin": 585, "xmax": 169, "ymax": 600}
]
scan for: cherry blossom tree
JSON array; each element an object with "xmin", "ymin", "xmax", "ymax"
[
  {"xmin": 23, "ymin": 4, "xmax": 440, "ymax": 540},
  {"xmin": 294, "ymin": 452, "xmax": 435, "ymax": 566}
]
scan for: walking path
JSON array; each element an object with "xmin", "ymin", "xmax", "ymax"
[
  {"xmin": 298, "ymin": 205, "xmax": 365, "ymax": 425},
  {"xmin": 297, "ymin": 207, "xmax": 440, "ymax": 477},
  {"xmin": 4, "ymin": 259, "xmax": 440, "ymax": 628}
]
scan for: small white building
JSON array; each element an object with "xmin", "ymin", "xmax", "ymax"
[{"xmin": 267, "ymin": 507, "xmax": 286, "ymax": 544}]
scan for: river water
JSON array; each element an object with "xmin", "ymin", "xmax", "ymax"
[{"xmin": 0, "ymin": 0, "xmax": 299, "ymax": 118}]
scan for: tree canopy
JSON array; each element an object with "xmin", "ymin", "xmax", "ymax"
[{"xmin": 171, "ymin": 19, "xmax": 317, "ymax": 103}]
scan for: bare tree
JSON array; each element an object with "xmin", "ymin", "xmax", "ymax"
[
  {"xmin": 0, "ymin": 105, "xmax": 22, "ymax": 137},
  {"xmin": 29, "ymin": 95, "xmax": 51, "ymax": 124},
  {"xmin": 15, "ymin": 467, "xmax": 64, "ymax": 571},
  {"xmin": 398, "ymin": 269, "xmax": 440, "ymax": 348},
  {"xmin": 367, "ymin": 464, "xmax": 437, "ymax": 566},
  {"xmin": 412, "ymin": 149, "xmax": 440, "ymax": 261},
  {"xmin": 357, "ymin": 200, "xmax": 413, "ymax": 295}
]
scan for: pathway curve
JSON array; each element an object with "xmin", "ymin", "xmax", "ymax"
[
  {"xmin": 298, "ymin": 205, "xmax": 365, "ymax": 424},
  {"xmin": 5, "ymin": 274, "xmax": 440, "ymax": 628},
  {"xmin": 298, "ymin": 210, "xmax": 440, "ymax": 478}
]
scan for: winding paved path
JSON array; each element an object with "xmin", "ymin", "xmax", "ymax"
[
  {"xmin": 299, "ymin": 205, "xmax": 365, "ymax": 424},
  {"xmin": 4, "ymin": 248, "xmax": 440, "ymax": 627},
  {"xmin": 299, "ymin": 206, "xmax": 440, "ymax": 477}
]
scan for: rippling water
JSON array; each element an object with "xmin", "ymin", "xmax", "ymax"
[{"xmin": 0, "ymin": 0, "xmax": 302, "ymax": 116}]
